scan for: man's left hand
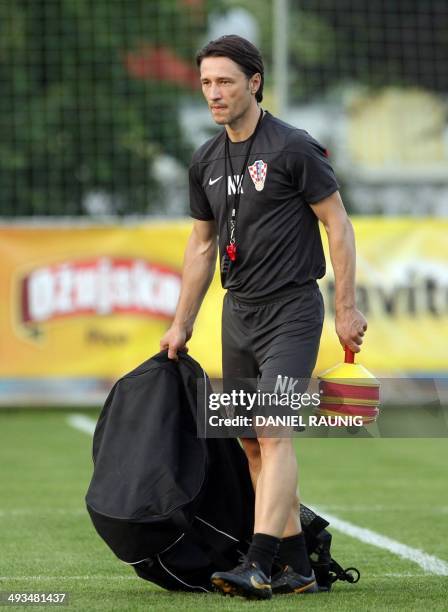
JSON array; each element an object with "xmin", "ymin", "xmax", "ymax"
[{"xmin": 335, "ymin": 308, "xmax": 367, "ymax": 353}]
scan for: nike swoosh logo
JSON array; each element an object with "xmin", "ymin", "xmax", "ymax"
[
  {"xmin": 250, "ymin": 575, "xmax": 271, "ymax": 590},
  {"xmin": 208, "ymin": 176, "xmax": 223, "ymax": 186}
]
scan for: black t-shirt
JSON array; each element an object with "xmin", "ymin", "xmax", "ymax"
[{"xmin": 189, "ymin": 110, "xmax": 339, "ymax": 301}]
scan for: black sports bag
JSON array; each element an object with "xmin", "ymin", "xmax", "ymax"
[{"xmin": 86, "ymin": 351, "xmax": 359, "ymax": 592}]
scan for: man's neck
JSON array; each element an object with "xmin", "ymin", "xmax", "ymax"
[{"xmin": 225, "ymin": 104, "xmax": 262, "ymax": 143}]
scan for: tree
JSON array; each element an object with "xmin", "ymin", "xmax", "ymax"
[{"xmin": 0, "ymin": 0, "xmax": 207, "ymax": 215}]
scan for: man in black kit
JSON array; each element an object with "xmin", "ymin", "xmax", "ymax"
[{"xmin": 161, "ymin": 35, "xmax": 367, "ymax": 600}]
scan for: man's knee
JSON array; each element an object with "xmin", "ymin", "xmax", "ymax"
[{"xmin": 257, "ymin": 436, "xmax": 295, "ymax": 458}]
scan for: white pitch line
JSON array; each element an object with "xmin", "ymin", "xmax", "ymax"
[
  {"xmin": 66, "ymin": 415, "xmax": 448, "ymax": 577},
  {"xmin": 0, "ymin": 576, "xmax": 138, "ymax": 581},
  {"xmin": 314, "ymin": 507, "xmax": 448, "ymax": 576},
  {"xmin": 67, "ymin": 414, "xmax": 96, "ymax": 435},
  {"xmin": 384, "ymin": 573, "xmax": 428, "ymax": 578}
]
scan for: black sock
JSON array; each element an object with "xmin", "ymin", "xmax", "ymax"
[
  {"xmin": 278, "ymin": 532, "xmax": 312, "ymax": 576},
  {"xmin": 247, "ymin": 533, "xmax": 280, "ymax": 578}
]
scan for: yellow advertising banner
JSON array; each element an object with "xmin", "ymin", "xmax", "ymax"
[
  {"xmin": 319, "ymin": 218, "xmax": 448, "ymax": 375},
  {"xmin": 0, "ymin": 219, "xmax": 447, "ymax": 388}
]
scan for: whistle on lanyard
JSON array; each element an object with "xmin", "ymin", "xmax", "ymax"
[
  {"xmin": 225, "ymin": 209, "xmax": 237, "ymax": 262},
  {"xmin": 220, "ymin": 242, "xmax": 236, "ymax": 283},
  {"xmin": 226, "ymin": 243, "xmax": 237, "ymax": 261}
]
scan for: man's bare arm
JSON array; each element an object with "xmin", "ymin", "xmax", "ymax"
[
  {"xmin": 310, "ymin": 191, "xmax": 367, "ymax": 353},
  {"xmin": 160, "ymin": 219, "xmax": 218, "ymax": 359}
]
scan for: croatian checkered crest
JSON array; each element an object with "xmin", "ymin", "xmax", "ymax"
[{"xmin": 248, "ymin": 160, "xmax": 268, "ymax": 192}]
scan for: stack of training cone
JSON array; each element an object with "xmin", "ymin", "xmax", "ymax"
[{"xmin": 316, "ymin": 347, "xmax": 380, "ymax": 425}]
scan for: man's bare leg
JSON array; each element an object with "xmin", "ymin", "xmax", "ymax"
[
  {"xmin": 254, "ymin": 437, "xmax": 298, "ymax": 536},
  {"xmin": 241, "ymin": 437, "xmax": 301, "ymax": 535},
  {"xmin": 238, "ymin": 437, "xmax": 316, "ymax": 592},
  {"xmin": 211, "ymin": 436, "xmax": 315, "ymax": 598}
]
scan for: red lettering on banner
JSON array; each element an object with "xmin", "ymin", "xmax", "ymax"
[{"xmin": 20, "ymin": 257, "xmax": 181, "ymax": 324}]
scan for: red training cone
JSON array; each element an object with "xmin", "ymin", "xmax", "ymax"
[{"xmin": 316, "ymin": 347, "xmax": 380, "ymax": 426}]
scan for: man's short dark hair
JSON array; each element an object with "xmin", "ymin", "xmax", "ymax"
[{"xmin": 196, "ymin": 35, "xmax": 264, "ymax": 103}]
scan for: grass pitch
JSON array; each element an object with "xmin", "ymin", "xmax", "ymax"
[{"xmin": 1, "ymin": 409, "xmax": 447, "ymax": 611}]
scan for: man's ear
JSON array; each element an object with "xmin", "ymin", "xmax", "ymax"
[
  {"xmin": 250, "ymin": 73, "xmax": 261, "ymax": 95},
  {"xmin": 249, "ymin": 72, "xmax": 261, "ymax": 94}
]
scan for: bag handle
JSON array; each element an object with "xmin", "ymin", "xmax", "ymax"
[{"xmin": 344, "ymin": 346, "xmax": 355, "ymax": 364}]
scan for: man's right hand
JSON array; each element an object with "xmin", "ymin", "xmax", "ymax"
[{"xmin": 160, "ymin": 324, "xmax": 192, "ymax": 360}]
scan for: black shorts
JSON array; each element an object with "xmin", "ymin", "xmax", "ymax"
[
  {"xmin": 222, "ymin": 285, "xmax": 324, "ymax": 385},
  {"xmin": 216, "ymin": 285, "xmax": 324, "ymax": 439}
]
